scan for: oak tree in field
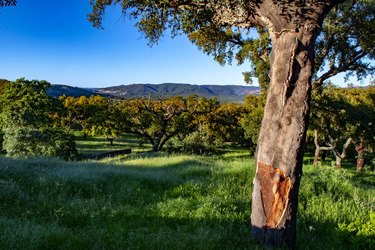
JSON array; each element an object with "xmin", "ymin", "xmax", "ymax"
[
  {"xmin": 88, "ymin": 0, "xmax": 351, "ymax": 247},
  {"xmin": 241, "ymin": 94, "xmax": 266, "ymax": 153},
  {"xmin": 311, "ymin": 85, "xmax": 375, "ymax": 170},
  {"xmin": 115, "ymin": 96, "xmax": 198, "ymax": 152},
  {"xmin": 310, "ymin": 86, "xmax": 355, "ymax": 168},
  {"xmin": 208, "ymin": 102, "xmax": 248, "ymax": 145},
  {"xmin": 0, "ymin": 78, "xmax": 77, "ymax": 160},
  {"xmin": 59, "ymin": 95, "xmax": 110, "ymax": 140}
]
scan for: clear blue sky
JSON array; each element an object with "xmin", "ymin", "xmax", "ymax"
[
  {"xmin": 0, "ymin": 1, "xmax": 370, "ymax": 88},
  {"xmin": 0, "ymin": 0, "xmax": 253, "ymax": 88}
]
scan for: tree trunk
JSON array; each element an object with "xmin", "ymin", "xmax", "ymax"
[
  {"xmin": 313, "ymin": 130, "xmax": 320, "ymax": 167},
  {"xmin": 331, "ymin": 138, "xmax": 352, "ymax": 168},
  {"xmin": 321, "ymin": 150, "xmax": 327, "ymax": 161},
  {"xmin": 335, "ymin": 155, "xmax": 343, "ymax": 168},
  {"xmin": 355, "ymin": 140, "xmax": 365, "ymax": 172},
  {"xmin": 106, "ymin": 136, "xmax": 115, "ymax": 146},
  {"xmin": 251, "ymin": 28, "xmax": 317, "ymax": 248}
]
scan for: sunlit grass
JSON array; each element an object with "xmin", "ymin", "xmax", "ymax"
[
  {"xmin": 0, "ymin": 148, "xmax": 373, "ymax": 249},
  {"xmin": 75, "ymin": 134, "xmax": 152, "ymax": 155}
]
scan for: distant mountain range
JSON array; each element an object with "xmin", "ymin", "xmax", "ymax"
[{"xmin": 47, "ymin": 83, "xmax": 260, "ymax": 102}]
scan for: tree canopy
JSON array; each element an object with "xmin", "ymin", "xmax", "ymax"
[
  {"xmin": 0, "ymin": 0, "xmax": 16, "ymax": 8},
  {"xmin": 0, "ymin": 79, "xmax": 77, "ymax": 160},
  {"xmin": 89, "ymin": 1, "xmax": 365, "ymax": 89}
]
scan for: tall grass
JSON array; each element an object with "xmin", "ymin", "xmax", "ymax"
[
  {"xmin": 0, "ymin": 152, "xmax": 373, "ymax": 249},
  {"xmin": 75, "ymin": 135, "xmax": 151, "ymax": 155}
]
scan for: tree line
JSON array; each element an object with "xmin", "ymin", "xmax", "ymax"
[{"xmin": 0, "ymin": 78, "xmax": 373, "ymax": 170}]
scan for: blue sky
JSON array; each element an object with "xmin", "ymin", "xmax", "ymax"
[
  {"xmin": 0, "ymin": 0, "xmax": 252, "ymax": 88},
  {"xmin": 0, "ymin": 1, "xmax": 371, "ymax": 88}
]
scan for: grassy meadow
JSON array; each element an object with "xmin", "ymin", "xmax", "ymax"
[{"xmin": 0, "ymin": 137, "xmax": 374, "ymax": 249}]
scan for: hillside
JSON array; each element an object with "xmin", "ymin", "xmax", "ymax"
[
  {"xmin": 47, "ymin": 83, "xmax": 259, "ymax": 102},
  {"xmin": 47, "ymin": 84, "xmax": 98, "ymax": 98},
  {"xmin": 95, "ymin": 83, "xmax": 260, "ymax": 102}
]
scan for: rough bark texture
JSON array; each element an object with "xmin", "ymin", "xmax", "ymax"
[
  {"xmin": 355, "ymin": 141, "xmax": 365, "ymax": 172},
  {"xmin": 331, "ymin": 137, "xmax": 352, "ymax": 168},
  {"xmin": 251, "ymin": 27, "xmax": 316, "ymax": 248},
  {"xmin": 313, "ymin": 130, "xmax": 320, "ymax": 166},
  {"xmin": 249, "ymin": 1, "xmax": 346, "ymax": 245}
]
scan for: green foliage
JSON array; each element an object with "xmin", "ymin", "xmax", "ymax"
[
  {"xmin": 240, "ymin": 94, "xmax": 265, "ymax": 150},
  {"xmin": 89, "ymin": 1, "xmax": 374, "ymax": 89},
  {"xmin": 0, "ymin": 78, "xmax": 77, "ymax": 160},
  {"xmin": 337, "ymin": 212, "xmax": 375, "ymax": 249},
  {"xmin": 2, "ymin": 126, "xmax": 78, "ymax": 160},
  {"xmin": 297, "ymin": 164, "xmax": 375, "ymax": 249},
  {"xmin": 207, "ymin": 102, "xmax": 249, "ymax": 146},
  {"xmin": 181, "ymin": 129, "xmax": 220, "ymax": 155},
  {"xmin": 314, "ymin": 0, "xmax": 375, "ymax": 87},
  {"xmin": 114, "ymin": 96, "xmax": 207, "ymax": 152},
  {"xmin": 0, "ymin": 0, "xmax": 16, "ymax": 8},
  {"xmin": 0, "ymin": 78, "xmax": 54, "ymax": 129},
  {"xmin": 58, "ymin": 95, "xmax": 112, "ymax": 138},
  {"xmin": 310, "ymin": 85, "xmax": 375, "ymax": 167}
]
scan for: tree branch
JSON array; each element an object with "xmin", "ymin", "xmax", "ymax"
[
  {"xmin": 0, "ymin": 0, "xmax": 16, "ymax": 7},
  {"xmin": 313, "ymin": 50, "xmax": 368, "ymax": 89}
]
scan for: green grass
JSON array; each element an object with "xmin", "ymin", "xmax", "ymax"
[
  {"xmin": 75, "ymin": 134, "xmax": 152, "ymax": 155},
  {"xmin": 0, "ymin": 145, "xmax": 374, "ymax": 249}
]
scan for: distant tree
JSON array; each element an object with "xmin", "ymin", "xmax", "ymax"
[
  {"xmin": 310, "ymin": 85, "xmax": 375, "ymax": 170},
  {"xmin": 240, "ymin": 94, "xmax": 266, "ymax": 153},
  {"xmin": 0, "ymin": 78, "xmax": 55, "ymax": 129},
  {"xmin": 208, "ymin": 102, "xmax": 249, "ymax": 146},
  {"xmin": 310, "ymin": 86, "xmax": 353, "ymax": 168},
  {"xmin": 0, "ymin": 79, "xmax": 11, "ymax": 151},
  {"xmin": 177, "ymin": 96, "xmax": 221, "ymax": 154},
  {"xmin": 89, "ymin": 98, "xmax": 121, "ymax": 146},
  {"xmin": 115, "ymin": 96, "xmax": 199, "ymax": 152},
  {"xmin": 59, "ymin": 95, "xmax": 109, "ymax": 139},
  {"xmin": 336, "ymin": 86, "xmax": 375, "ymax": 171},
  {"xmin": 0, "ymin": 78, "xmax": 77, "ymax": 160}
]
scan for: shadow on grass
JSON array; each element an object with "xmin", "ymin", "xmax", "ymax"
[
  {"xmin": 1, "ymin": 155, "xmax": 372, "ymax": 249},
  {"xmin": 0, "ymin": 155, "xmax": 259, "ymax": 249},
  {"xmin": 297, "ymin": 213, "xmax": 374, "ymax": 250},
  {"xmin": 350, "ymin": 170, "xmax": 375, "ymax": 189}
]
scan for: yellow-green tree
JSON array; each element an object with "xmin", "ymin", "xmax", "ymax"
[
  {"xmin": 310, "ymin": 85, "xmax": 375, "ymax": 170},
  {"xmin": 59, "ymin": 95, "xmax": 110, "ymax": 139},
  {"xmin": 115, "ymin": 96, "xmax": 199, "ymax": 152}
]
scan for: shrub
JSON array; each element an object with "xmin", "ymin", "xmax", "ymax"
[
  {"xmin": 337, "ymin": 212, "xmax": 375, "ymax": 249},
  {"xmin": 2, "ymin": 126, "xmax": 78, "ymax": 160},
  {"xmin": 181, "ymin": 131, "xmax": 220, "ymax": 155}
]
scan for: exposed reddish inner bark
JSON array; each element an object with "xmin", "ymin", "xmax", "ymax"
[
  {"xmin": 258, "ymin": 161, "xmax": 291, "ymax": 228},
  {"xmin": 355, "ymin": 142, "xmax": 365, "ymax": 172}
]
